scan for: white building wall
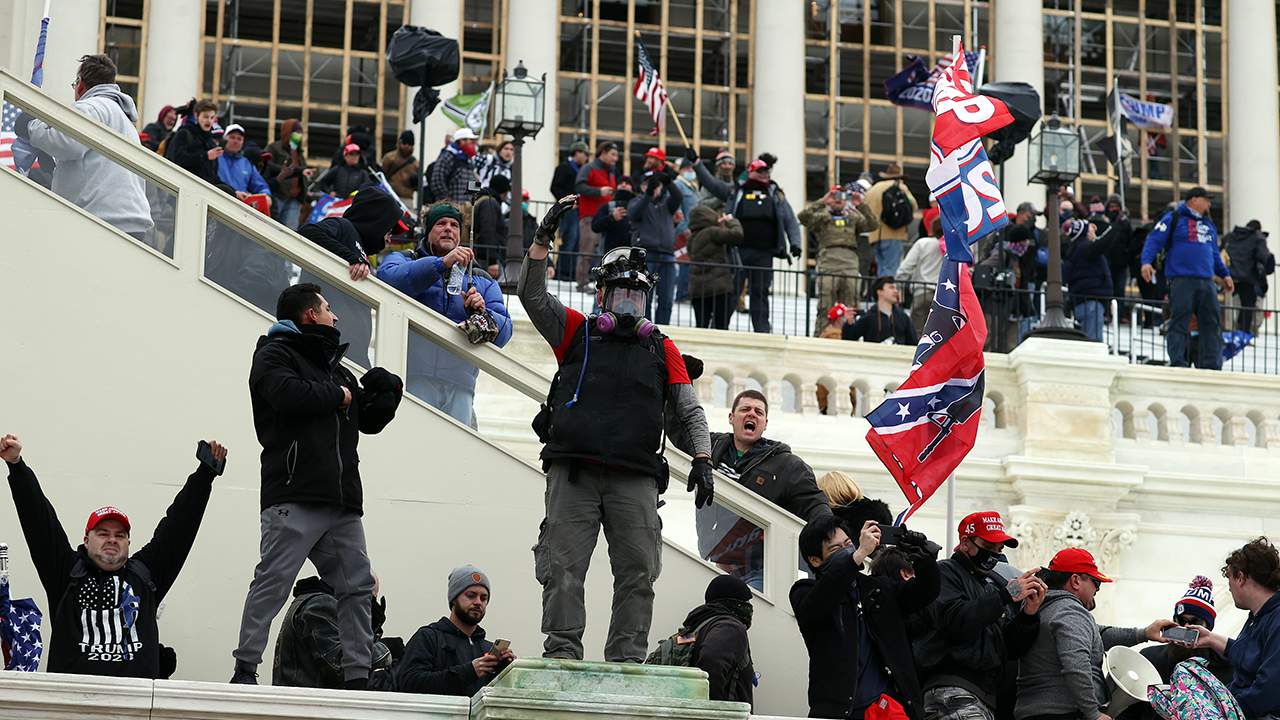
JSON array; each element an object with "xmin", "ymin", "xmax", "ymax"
[
  {"xmin": 505, "ymin": 0, "xmax": 559, "ymax": 203},
  {"xmin": 751, "ymin": 0, "xmax": 806, "ymax": 212},
  {"xmin": 0, "ymin": 0, "xmax": 97, "ymax": 106},
  {"xmin": 1227, "ymin": 0, "xmax": 1280, "ymax": 252}
]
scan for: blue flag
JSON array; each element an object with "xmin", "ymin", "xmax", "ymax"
[
  {"xmin": 0, "ymin": 576, "xmax": 44, "ymax": 672},
  {"xmin": 884, "ymin": 51, "xmax": 979, "ymax": 111}
]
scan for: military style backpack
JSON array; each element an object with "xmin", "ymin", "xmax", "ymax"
[{"xmin": 644, "ymin": 616, "xmax": 725, "ymax": 667}]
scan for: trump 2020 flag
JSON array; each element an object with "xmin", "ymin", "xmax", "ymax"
[
  {"xmin": 927, "ymin": 138, "xmax": 1008, "ymax": 263},
  {"xmin": 0, "ymin": 575, "xmax": 44, "ymax": 672},
  {"xmin": 865, "ymin": 259, "xmax": 987, "ymax": 522},
  {"xmin": 930, "ymin": 40, "xmax": 1013, "ymax": 154}
]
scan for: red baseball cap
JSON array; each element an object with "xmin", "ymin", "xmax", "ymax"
[
  {"xmin": 958, "ymin": 511, "xmax": 1018, "ymax": 548},
  {"xmin": 1048, "ymin": 547, "xmax": 1113, "ymax": 583},
  {"xmin": 828, "ymin": 303, "xmax": 849, "ymax": 322},
  {"xmin": 343, "ymin": 143, "xmax": 361, "ymax": 155},
  {"xmin": 645, "ymin": 147, "xmax": 666, "ymax": 161},
  {"xmin": 85, "ymin": 505, "xmax": 131, "ymax": 535},
  {"xmin": 747, "ymin": 158, "xmax": 770, "ymax": 173}
]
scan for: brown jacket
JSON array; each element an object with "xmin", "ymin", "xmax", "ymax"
[
  {"xmin": 863, "ymin": 178, "xmax": 918, "ymax": 243},
  {"xmin": 380, "ymin": 149, "xmax": 418, "ymax": 200}
]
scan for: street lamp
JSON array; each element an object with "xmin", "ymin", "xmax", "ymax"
[
  {"xmin": 494, "ymin": 60, "xmax": 546, "ymax": 290},
  {"xmin": 1026, "ymin": 115, "xmax": 1087, "ymax": 340}
]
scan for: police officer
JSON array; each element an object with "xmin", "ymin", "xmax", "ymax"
[
  {"xmin": 799, "ymin": 184, "xmax": 880, "ymax": 336},
  {"xmin": 517, "ymin": 196, "xmax": 715, "ymax": 663}
]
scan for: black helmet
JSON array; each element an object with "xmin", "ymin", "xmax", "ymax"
[{"xmin": 592, "ymin": 246, "xmax": 654, "ymax": 292}]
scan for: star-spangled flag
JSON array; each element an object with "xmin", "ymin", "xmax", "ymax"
[
  {"xmin": 930, "ymin": 40, "xmax": 1013, "ymax": 156},
  {"xmin": 927, "ymin": 137, "xmax": 1009, "ymax": 263},
  {"xmin": 865, "ymin": 259, "xmax": 987, "ymax": 523},
  {"xmin": 1, "ymin": 11, "xmax": 49, "ymax": 174},
  {"xmin": 634, "ymin": 39, "xmax": 668, "ymax": 135},
  {"xmin": 0, "ymin": 576, "xmax": 44, "ymax": 672}
]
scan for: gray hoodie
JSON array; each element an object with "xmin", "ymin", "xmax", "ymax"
[
  {"xmin": 1014, "ymin": 589, "xmax": 1144, "ymax": 720},
  {"xmin": 26, "ymin": 83, "xmax": 153, "ymax": 235}
]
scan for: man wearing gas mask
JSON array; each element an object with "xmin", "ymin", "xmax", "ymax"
[
  {"xmin": 517, "ymin": 196, "xmax": 715, "ymax": 663},
  {"xmin": 913, "ymin": 512, "xmax": 1047, "ymax": 720}
]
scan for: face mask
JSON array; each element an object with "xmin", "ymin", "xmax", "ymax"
[
  {"xmin": 714, "ymin": 598, "xmax": 753, "ymax": 628},
  {"xmin": 970, "ymin": 546, "xmax": 1000, "ymax": 572},
  {"xmin": 522, "ymin": 202, "xmax": 529, "ymax": 213},
  {"xmin": 681, "ymin": 171, "xmax": 695, "ymax": 181},
  {"xmin": 460, "ymin": 142, "xmax": 477, "ymax": 158},
  {"xmin": 289, "ymin": 131, "xmax": 302, "ymax": 149}
]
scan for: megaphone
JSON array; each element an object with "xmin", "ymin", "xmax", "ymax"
[{"xmin": 1103, "ymin": 646, "xmax": 1163, "ymax": 717}]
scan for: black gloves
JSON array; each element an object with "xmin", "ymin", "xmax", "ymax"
[
  {"xmin": 371, "ymin": 595, "xmax": 387, "ymax": 634},
  {"xmin": 13, "ymin": 111, "xmax": 33, "ymax": 141},
  {"xmin": 535, "ymin": 194, "xmax": 578, "ymax": 247},
  {"xmin": 897, "ymin": 528, "xmax": 941, "ymax": 563},
  {"xmin": 790, "ymin": 244, "xmax": 803, "ymax": 258},
  {"xmin": 361, "ymin": 367, "xmax": 403, "ymax": 395},
  {"xmin": 684, "ymin": 146, "xmax": 699, "ymax": 164},
  {"xmin": 688, "ymin": 457, "xmax": 714, "ymax": 508}
]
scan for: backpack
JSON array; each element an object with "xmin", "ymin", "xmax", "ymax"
[
  {"xmin": 879, "ymin": 182, "xmax": 914, "ymax": 230},
  {"xmin": 1148, "ymin": 656, "xmax": 1243, "ymax": 720},
  {"xmin": 644, "ymin": 615, "xmax": 724, "ymax": 667},
  {"xmin": 421, "ymin": 160, "xmax": 439, "ymax": 203}
]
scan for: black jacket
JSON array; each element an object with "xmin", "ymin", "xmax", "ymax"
[
  {"xmin": 842, "ymin": 306, "xmax": 918, "ymax": 346},
  {"xmin": 1224, "ymin": 225, "xmax": 1273, "ymax": 287},
  {"xmin": 592, "ymin": 195, "xmax": 637, "ymax": 255},
  {"xmin": 248, "ymin": 322, "xmax": 402, "ymax": 514},
  {"xmin": 315, "ymin": 163, "xmax": 375, "ymax": 199},
  {"xmin": 166, "ymin": 121, "xmax": 218, "ymax": 183},
  {"xmin": 550, "ymin": 160, "xmax": 579, "ymax": 200},
  {"xmin": 709, "ymin": 432, "xmax": 830, "ymax": 521},
  {"xmin": 393, "ymin": 617, "xmax": 509, "ymax": 696},
  {"xmin": 6, "ymin": 458, "xmax": 215, "ymax": 678},
  {"xmin": 472, "ymin": 191, "xmax": 508, "ymax": 268},
  {"xmin": 791, "ymin": 547, "xmax": 940, "ymax": 719},
  {"xmin": 683, "ymin": 602, "xmax": 754, "ymax": 707},
  {"xmin": 913, "ymin": 553, "xmax": 1040, "ymax": 708},
  {"xmin": 298, "ymin": 188, "xmax": 401, "ymax": 265},
  {"xmin": 272, "ymin": 576, "xmax": 394, "ymax": 688}
]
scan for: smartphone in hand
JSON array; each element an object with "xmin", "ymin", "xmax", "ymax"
[
  {"xmin": 489, "ymin": 638, "xmax": 510, "ymax": 656},
  {"xmin": 196, "ymin": 440, "xmax": 226, "ymax": 476},
  {"xmin": 1162, "ymin": 626, "xmax": 1200, "ymax": 645},
  {"xmin": 875, "ymin": 522, "xmax": 902, "ymax": 547}
]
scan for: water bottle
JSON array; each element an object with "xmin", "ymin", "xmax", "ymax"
[{"xmin": 447, "ymin": 264, "xmax": 465, "ymax": 295}]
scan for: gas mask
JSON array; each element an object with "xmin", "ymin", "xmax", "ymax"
[{"xmin": 592, "ymin": 247, "xmax": 656, "ymax": 339}]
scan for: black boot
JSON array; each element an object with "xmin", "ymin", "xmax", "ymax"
[{"xmin": 229, "ymin": 661, "xmax": 258, "ymax": 685}]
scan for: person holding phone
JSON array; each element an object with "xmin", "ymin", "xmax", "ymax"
[
  {"xmin": 798, "ymin": 183, "xmax": 880, "ymax": 336},
  {"xmin": 392, "ymin": 565, "xmax": 515, "ymax": 696},
  {"xmin": 2, "ymin": 433, "xmax": 226, "ymax": 678},
  {"xmin": 1118, "ymin": 576, "xmax": 1233, "ymax": 703},
  {"xmin": 913, "ymin": 512, "xmax": 1046, "ymax": 720},
  {"xmin": 792, "ymin": 514, "xmax": 941, "ymax": 719}
]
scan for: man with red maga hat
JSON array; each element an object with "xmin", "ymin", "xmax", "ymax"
[
  {"xmin": 914, "ymin": 512, "xmax": 1048, "ymax": 720},
  {"xmin": 1015, "ymin": 547, "xmax": 1176, "ymax": 720},
  {"xmin": 2, "ymin": 432, "xmax": 227, "ymax": 678}
]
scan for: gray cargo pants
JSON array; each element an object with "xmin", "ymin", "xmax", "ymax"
[
  {"xmin": 233, "ymin": 502, "xmax": 374, "ymax": 682},
  {"xmin": 534, "ymin": 460, "xmax": 663, "ymax": 662}
]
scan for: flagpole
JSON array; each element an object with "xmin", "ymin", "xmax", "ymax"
[
  {"xmin": 945, "ymin": 474, "xmax": 956, "ymax": 545},
  {"xmin": 973, "ymin": 46, "xmax": 987, "ymax": 88},
  {"xmin": 1113, "ymin": 75, "xmax": 1125, "ymax": 210},
  {"xmin": 665, "ymin": 101, "xmax": 691, "ymax": 148}
]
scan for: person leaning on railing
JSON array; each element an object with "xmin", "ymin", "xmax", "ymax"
[{"xmin": 12, "ymin": 53, "xmax": 154, "ymax": 242}]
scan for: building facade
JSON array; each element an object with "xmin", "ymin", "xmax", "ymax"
[{"xmin": 2, "ymin": 0, "xmax": 1277, "ymax": 237}]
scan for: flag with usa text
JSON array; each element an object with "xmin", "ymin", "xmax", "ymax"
[
  {"xmin": 864, "ymin": 259, "xmax": 987, "ymax": 523},
  {"xmin": 0, "ymin": 575, "xmax": 44, "ymax": 672},
  {"xmin": 634, "ymin": 39, "xmax": 668, "ymax": 135},
  {"xmin": 927, "ymin": 41, "xmax": 1013, "ymax": 262},
  {"xmin": 1, "ymin": 11, "xmax": 49, "ymax": 173}
]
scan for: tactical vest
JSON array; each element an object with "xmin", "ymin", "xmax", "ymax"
[
  {"xmin": 818, "ymin": 213, "xmax": 861, "ymax": 253},
  {"xmin": 734, "ymin": 187, "xmax": 778, "ymax": 223},
  {"xmin": 537, "ymin": 321, "xmax": 668, "ymax": 476}
]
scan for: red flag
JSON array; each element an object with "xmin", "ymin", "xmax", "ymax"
[
  {"xmin": 930, "ymin": 41, "xmax": 1014, "ymax": 155},
  {"xmin": 864, "ymin": 259, "xmax": 987, "ymax": 522}
]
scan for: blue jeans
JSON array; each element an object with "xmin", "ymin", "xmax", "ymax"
[
  {"xmin": 1168, "ymin": 276, "xmax": 1222, "ymax": 369},
  {"xmin": 646, "ymin": 255, "xmax": 677, "ymax": 325},
  {"xmin": 277, "ymin": 198, "xmax": 301, "ymax": 230},
  {"xmin": 675, "ymin": 262, "xmax": 690, "ymax": 301},
  {"xmin": 556, "ymin": 210, "xmax": 580, "ymax": 279},
  {"xmin": 407, "ymin": 376, "xmax": 477, "ymax": 428},
  {"xmin": 874, "ymin": 238, "xmax": 903, "ymax": 277},
  {"xmin": 1073, "ymin": 300, "xmax": 1105, "ymax": 342}
]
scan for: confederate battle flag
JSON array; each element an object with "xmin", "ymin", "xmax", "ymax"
[{"xmin": 864, "ymin": 259, "xmax": 987, "ymax": 522}]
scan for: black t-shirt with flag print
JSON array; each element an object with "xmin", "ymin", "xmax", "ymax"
[{"xmin": 5, "ymin": 458, "xmax": 214, "ymax": 677}]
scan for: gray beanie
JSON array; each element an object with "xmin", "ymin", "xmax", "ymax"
[{"xmin": 447, "ymin": 564, "xmax": 491, "ymax": 605}]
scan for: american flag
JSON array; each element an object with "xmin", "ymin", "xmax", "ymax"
[
  {"xmin": 0, "ymin": 576, "xmax": 44, "ymax": 672},
  {"xmin": 634, "ymin": 39, "xmax": 668, "ymax": 135},
  {"xmin": 2, "ymin": 12, "xmax": 49, "ymax": 173}
]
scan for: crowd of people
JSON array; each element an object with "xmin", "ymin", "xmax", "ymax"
[{"xmin": 5, "ymin": 51, "xmax": 1280, "ymax": 720}]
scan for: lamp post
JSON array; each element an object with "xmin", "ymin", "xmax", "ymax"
[
  {"xmin": 1026, "ymin": 116, "xmax": 1088, "ymax": 340},
  {"xmin": 494, "ymin": 60, "xmax": 546, "ymax": 291}
]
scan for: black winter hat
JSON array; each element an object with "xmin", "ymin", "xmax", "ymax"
[
  {"xmin": 705, "ymin": 575, "xmax": 752, "ymax": 603},
  {"xmin": 398, "ymin": 129, "xmax": 415, "ymax": 145},
  {"xmin": 832, "ymin": 498, "xmax": 893, "ymax": 534},
  {"xmin": 489, "ymin": 174, "xmax": 512, "ymax": 195},
  {"xmin": 343, "ymin": 187, "xmax": 401, "ymax": 255}
]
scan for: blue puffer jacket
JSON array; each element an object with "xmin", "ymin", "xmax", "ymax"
[
  {"xmin": 1226, "ymin": 591, "xmax": 1280, "ymax": 719},
  {"xmin": 376, "ymin": 252, "xmax": 513, "ymax": 390},
  {"xmin": 1140, "ymin": 202, "xmax": 1229, "ymax": 279},
  {"xmin": 217, "ymin": 151, "xmax": 271, "ymax": 194}
]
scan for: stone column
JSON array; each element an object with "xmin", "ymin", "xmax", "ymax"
[
  {"xmin": 751, "ymin": 0, "xmax": 805, "ymax": 211},
  {"xmin": 142, "ymin": 0, "xmax": 202, "ymax": 125},
  {"xmin": 408, "ymin": 0, "xmax": 461, "ymax": 173},
  {"xmin": 506, "ymin": 0, "xmax": 559, "ymax": 203},
  {"xmin": 1228, "ymin": 0, "xmax": 1280, "ymax": 253},
  {"xmin": 992, "ymin": 1, "xmax": 1043, "ymax": 211}
]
